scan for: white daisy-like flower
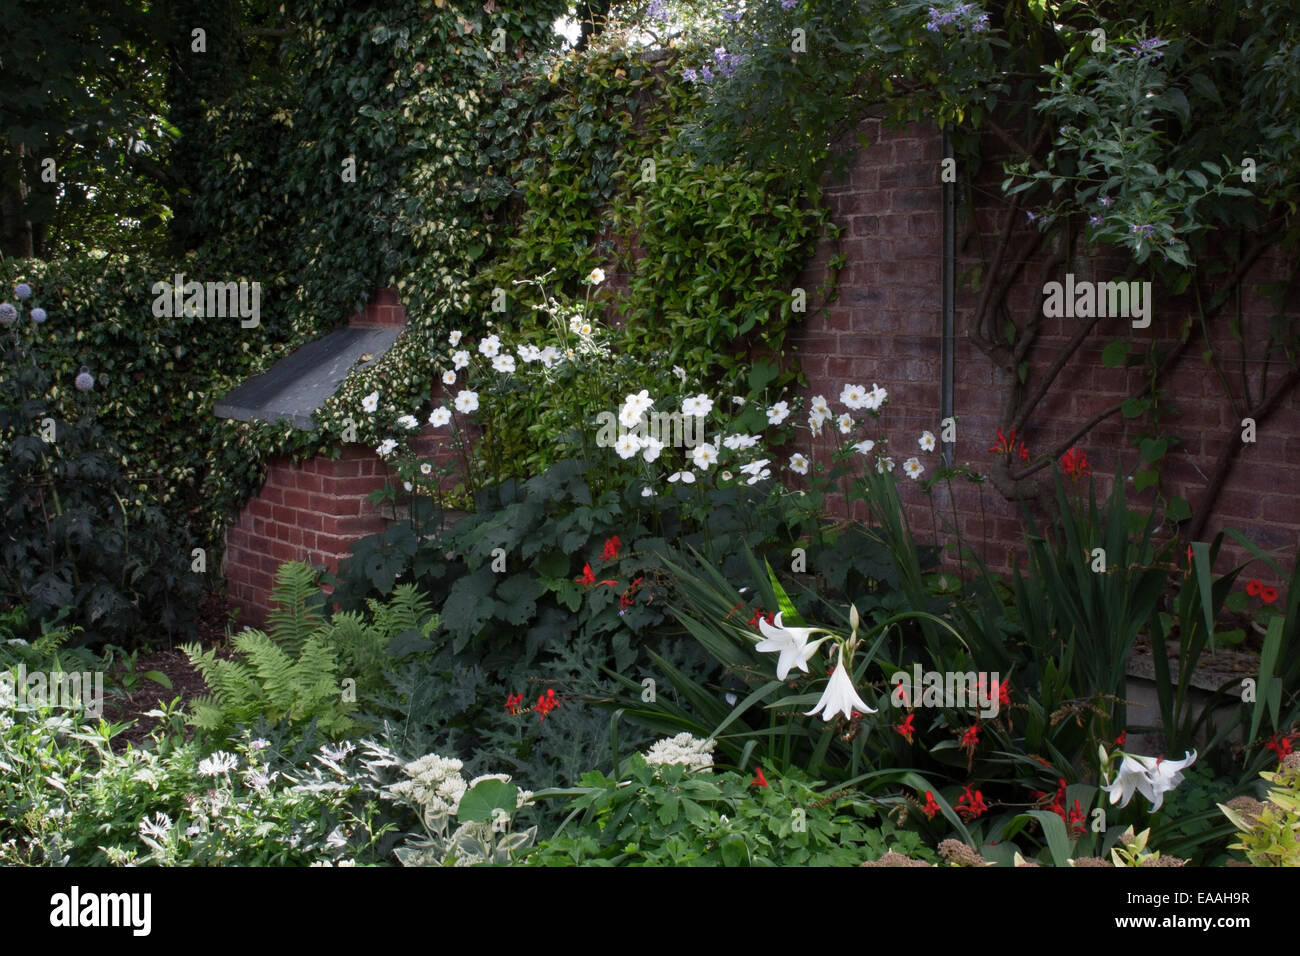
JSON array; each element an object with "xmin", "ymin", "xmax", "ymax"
[
  {"xmin": 569, "ymin": 315, "xmax": 584, "ymax": 334},
  {"xmin": 442, "ymin": 370, "xmax": 456, "ymax": 385},
  {"xmin": 673, "ymin": 365, "xmax": 687, "ymax": 383},
  {"xmin": 614, "ymin": 432, "xmax": 642, "ymax": 460},
  {"xmin": 539, "ymin": 345, "xmax": 560, "ymax": 368},
  {"xmin": 420, "ymin": 462, "xmax": 433, "ymax": 476},
  {"xmin": 586, "ymin": 267, "xmax": 606, "ymax": 285},
  {"xmin": 452, "ymin": 350, "xmax": 470, "ymax": 370},
  {"xmin": 681, "ymin": 394, "xmax": 713, "ymax": 418},
  {"xmin": 518, "ymin": 345, "xmax": 541, "ymax": 363},
  {"xmin": 449, "ymin": 330, "xmax": 463, "ymax": 346},
  {"xmin": 840, "ymin": 384, "xmax": 867, "ymax": 410},
  {"xmin": 903, "ymin": 457, "xmax": 924, "ymax": 480},
  {"xmin": 641, "ymin": 486, "xmax": 656, "ymax": 498},
  {"xmin": 853, "ymin": 440, "xmax": 875, "ymax": 456},
  {"xmin": 361, "ymin": 391, "xmax": 379, "ymax": 413},
  {"xmin": 198, "ymin": 751, "xmax": 239, "ymax": 778},
  {"xmin": 732, "ymin": 396, "xmax": 746, "ymax": 406},
  {"xmin": 865, "ymin": 384, "xmax": 888, "ymax": 411},
  {"xmin": 810, "ymin": 395, "xmax": 831, "ymax": 417},
  {"xmin": 876, "ymin": 456, "xmax": 895, "ymax": 474},
  {"xmin": 397, "ymin": 414, "xmax": 419, "ymax": 430},
  {"xmin": 919, "ymin": 430, "xmax": 936, "ymax": 452},
  {"xmin": 579, "ymin": 321, "xmax": 593, "ymax": 335},
  {"xmin": 138, "ymin": 812, "xmax": 173, "ymax": 841},
  {"xmin": 428, "ymin": 407, "xmax": 451, "ymax": 427},
  {"xmin": 837, "ymin": 414, "xmax": 854, "ymax": 434},
  {"xmin": 767, "ymin": 401, "xmax": 790, "ymax": 425},
  {"xmin": 720, "ymin": 470, "xmax": 733, "ymax": 481},
  {"xmin": 691, "ymin": 443, "xmax": 718, "ymax": 470},
  {"xmin": 492, "ymin": 354, "xmax": 516, "ymax": 373},
  {"xmin": 376, "ymin": 438, "xmax": 398, "ymax": 457},
  {"xmin": 642, "ymin": 437, "xmax": 665, "ymax": 463},
  {"xmin": 619, "ymin": 389, "xmax": 654, "ymax": 429},
  {"xmin": 668, "ymin": 471, "xmax": 696, "ymax": 484},
  {"xmin": 454, "ymin": 390, "xmax": 479, "ymax": 413},
  {"xmin": 789, "ymin": 453, "xmax": 810, "ymax": 475},
  {"xmin": 809, "ymin": 410, "xmax": 827, "ymax": 436},
  {"xmin": 478, "ymin": 334, "xmax": 501, "ymax": 358}
]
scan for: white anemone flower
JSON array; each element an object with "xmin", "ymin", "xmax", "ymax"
[
  {"xmin": 428, "ymin": 407, "xmax": 451, "ymax": 427},
  {"xmin": 837, "ymin": 413, "xmax": 855, "ymax": 434},
  {"xmin": 614, "ymin": 432, "xmax": 642, "ymax": 460},
  {"xmin": 755, "ymin": 612, "xmax": 832, "ymax": 680},
  {"xmin": 586, "ymin": 267, "xmax": 606, "ymax": 285},
  {"xmin": 1101, "ymin": 751, "xmax": 1197, "ymax": 812},
  {"xmin": 808, "ymin": 410, "xmax": 827, "ymax": 436},
  {"xmin": 478, "ymin": 334, "xmax": 501, "ymax": 358},
  {"xmin": 397, "ymin": 415, "xmax": 419, "ymax": 430},
  {"xmin": 766, "ymin": 401, "xmax": 790, "ymax": 425},
  {"xmin": 673, "ymin": 365, "xmax": 687, "ymax": 382},
  {"xmin": 681, "ymin": 394, "xmax": 713, "ymax": 418},
  {"xmin": 865, "ymin": 384, "xmax": 888, "ymax": 411},
  {"xmin": 642, "ymin": 437, "xmax": 665, "ymax": 463},
  {"xmin": 492, "ymin": 354, "xmax": 516, "ymax": 373},
  {"xmin": 448, "ymin": 330, "xmax": 463, "ymax": 346},
  {"xmin": 876, "ymin": 456, "xmax": 895, "ymax": 474},
  {"xmin": 839, "ymin": 384, "xmax": 867, "ymax": 410},
  {"xmin": 788, "ymin": 453, "xmax": 810, "ymax": 475},
  {"xmin": 667, "ymin": 471, "xmax": 696, "ymax": 484},
  {"xmin": 806, "ymin": 647, "xmax": 876, "ymax": 722},
  {"xmin": 454, "ymin": 390, "xmax": 479, "ymax": 413},
  {"xmin": 919, "ymin": 430, "xmax": 936, "ymax": 452},
  {"xmin": 452, "ymin": 350, "xmax": 470, "ymax": 370},
  {"xmin": 376, "ymin": 439, "xmax": 398, "ymax": 458},
  {"xmin": 442, "ymin": 370, "xmax": 457, "ymax": 385},
  {"xmin": 691, "ymin": 443, "xmax": 718, "ymax": 470},
  {"xmin": 853, "ymin": 439, "xmax": 875, "ymax": 456},
  {"xmin": 810, "ymin": 395, "xmax": 831, "ymax": 417},
  {"xmin": 361, "ymin": 391, "xmax": 379, "ymax": 413},
  {"xmin": 903, "ymin": 457, "xmax": 924, "ymax": 479}
]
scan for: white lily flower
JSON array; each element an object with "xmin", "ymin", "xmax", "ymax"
[
  {"xmin": 755, "ymin": 613, "xmax": 831, "ymax": 680},
  {"xmin": 805, "ymin": 647, "xmax": 876, "ymax": 722},
  {"xmin": 1101, "ymin": 750, "xmax": 1197, "ymax": 812}
]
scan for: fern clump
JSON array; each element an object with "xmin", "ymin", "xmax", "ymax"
[{"xmin": 184, "ymin": 563, "xmax": 439, "ymax": 740}]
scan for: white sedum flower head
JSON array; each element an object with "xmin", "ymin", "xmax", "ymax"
[{"xmin": 643, "ymin": 733, "xmax": 716, "ymax": 772}]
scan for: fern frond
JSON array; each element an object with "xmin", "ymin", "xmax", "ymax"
[{"xmin": 264, "ymin": 561, "xmax": 327, "ymax": 656}]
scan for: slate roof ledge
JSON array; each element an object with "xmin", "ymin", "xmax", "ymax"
[{"xmin": 214, "ymin": 288, "xmax": 405, "ymax": 431}]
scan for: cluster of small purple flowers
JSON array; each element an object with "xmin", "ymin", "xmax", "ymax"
[
  {"xmin": 1131, "ymin": 223, "xmax": 1157, "ymax": 238},
  {"xmin": 722, "ymin": 7, "xmax": 743, "ymax": 21},
  {"xmin": 781, "ymin": 0, "xmax": 798, "ymax": 9},
  {"xmin": 1133, "ymin": 36, "xmax": 1164, "ymax": 59},
  {"xmin": 683, "ymin": 47, "xmax": 748, "ymax": 84},
  {"xmin": 924, "ymin": 4, "xmax": 990, "ymax": 33},
  {"xmin": 646, "ymin": 0, "xmax": 669, "ymax": 22}
]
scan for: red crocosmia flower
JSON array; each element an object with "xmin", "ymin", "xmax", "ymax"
[
  {"xmin": 1060, "ymin": 447, "xmax": 1090, "ymax": 480},
  {"xmin": 1264, "ymin": 733, "xmax": 1295, "ymax": 762},
  {"xmin": 922, "ymin": 791, "xmax": 941, "ymax": 819},
  {"xmin": 1260, "ymin": 586, "xmax": 1279, "ymax": 604},
  {"xmin": 960, "ymin": 723, "xmax": 980, "ymax": 755},
  {"xmin": 1114, "ymin": 731, "xmax": 1127, "ymax": 747},
  {"xmin": 752, "ymin": 766, "xmax": 769, "ymax": 788},
  {"xmin": 956, "ymin": 785, "xmax": 988, "ymax": 821},
  {"xmin": 601, "ymin": 535, "xmax": 622, "ymax": 562},
  {"xmin": 505, "ymin": 693, "xmax": 525, "ymax": 716},
  {"xmin": 575, "ymin": 563, "xmax": 595, "ymax": 586},
  {"xmin": 1067, "ymin": 799, "xmax": 1088, "ymax": 837},
  {"xmin": 990, "ymin": 426, "xmax": 1029, "ymax": 461},
  {"xmin": 896, "ymin": 713, "xmax": 916, "ymax": 744},
  {"xmin": 746, "ymin": 608, "xmax": 775, "ymax": 629},
  {"xmin": 1246, "ymin": 579, "xmax": 1263, "ymax": 597},
  {"xmin": 535, "ymin": 688, "xmax": 559, "ymax": 721}
]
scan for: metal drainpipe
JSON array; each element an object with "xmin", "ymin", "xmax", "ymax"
[{"xmin": 941, "ymin": 127, "xmax": 955, "ymax": 469}]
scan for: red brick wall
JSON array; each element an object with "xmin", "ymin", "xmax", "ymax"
[{"xmin": 790, "ymin": 117, "xmax": 1300, "ymax": 575}]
